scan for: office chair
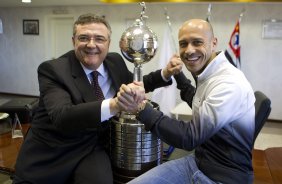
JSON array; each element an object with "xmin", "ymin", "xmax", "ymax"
[{"xmin": 253, "ymin": 91, "xmax": 271, "ymax": 142}]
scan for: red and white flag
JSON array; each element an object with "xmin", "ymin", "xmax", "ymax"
[{"xmin": 225, "ymin": 20, "xmax": 241, "ymax": 68}]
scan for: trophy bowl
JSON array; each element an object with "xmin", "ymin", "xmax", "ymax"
[{"xmin": 119, "ymin": 19, "xmax": 158, "ymax": 66}]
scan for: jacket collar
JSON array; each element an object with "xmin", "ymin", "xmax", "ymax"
[{"xmin": 67, "ymin": 50, "xmax": 121, "ymax": 101}]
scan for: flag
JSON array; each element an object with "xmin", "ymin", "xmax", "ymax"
[
  {"xmin": 225, "ymin": 20, "xmax": 240, "ymax": 68},
  {"xmin": 151, "ymin": 25, "xmax": 176, "ymax": 117}
]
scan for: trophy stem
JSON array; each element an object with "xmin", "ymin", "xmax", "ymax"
[{"xmin": 133, "ymin": 64, "xmax": 143, "ymax": 82}]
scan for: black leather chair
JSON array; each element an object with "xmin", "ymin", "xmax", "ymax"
[{"xmin": 253, "ymin": 91, "xmax": 271, "ymax": 142}]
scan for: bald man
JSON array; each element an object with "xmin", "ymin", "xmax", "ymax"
[{"xmin": 120, "ymin": 19, "xmax": 255, "ymax": 184}]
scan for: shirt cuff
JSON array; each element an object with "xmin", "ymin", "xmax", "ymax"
[
  {"xmin": 101, "ymin": 99, "xmax": 114, "ymax": 122},
  {"xmin": 161, "ymin": 69, "xmax": 171, "ymax": 82}
]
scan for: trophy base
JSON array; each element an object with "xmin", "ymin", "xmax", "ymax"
[{"xmin": 110, "ymin": 101, "xmax": 162, "ymax": 184}]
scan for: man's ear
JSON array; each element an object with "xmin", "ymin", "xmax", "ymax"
[
  {"xmin": 212, "ymin": 37, "xmax": 218, "ymax": 51},
  {"xmin": 72, "ymin": 36, "xmax": 75, "ymax": 46}
]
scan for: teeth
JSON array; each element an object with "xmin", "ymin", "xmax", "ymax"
[{"xmin": 188, "ymin": 56, "xmax": 200, "ymax": 61}]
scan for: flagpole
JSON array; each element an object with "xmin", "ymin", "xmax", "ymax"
[
  {"xmin": 239, "ymin": 8, "xmax": 245, "ymax": 23},
  {"xmin": 163, "ymin": 7, "xmax": 178, "ymax": 54},
  {"xmin": 206, "ymin": 3, "xmax": 212, "ymax": 22},
  {"xmin": 237, "ymin": 8, "xmax": 245, "ymax": 68}
]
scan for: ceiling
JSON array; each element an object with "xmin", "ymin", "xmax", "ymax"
[
  {"xmin": 0, "ymin": 0, "xmax": 104, "ymax": 8},
  {"xmin": 0, "ymin": 0, "xmax": 281, "ymax": 7}
]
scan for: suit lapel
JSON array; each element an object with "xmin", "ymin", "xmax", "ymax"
[
  {"xmin": 104, "ymin": 57, "xmax": 122, "ymax": 92},
  {"xmin": 69, "ymin": 52, "xmax": 127, "ymax": 101},
  {"xmin": 70, "ymin": 54, "xmax": 96, "ymax": 102}
]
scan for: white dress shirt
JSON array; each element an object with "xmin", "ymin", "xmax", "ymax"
[{"xmin": 80, "ymin": 63, "xmax": 115, "ymax": 122}]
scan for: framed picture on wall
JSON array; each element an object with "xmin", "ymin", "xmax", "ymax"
[{"xmin": 23, "ymin": 19, "xmax": 39, "ymax": 35}]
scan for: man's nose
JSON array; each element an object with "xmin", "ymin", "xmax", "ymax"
[
  {"xmin": 87, "ymin": 38, "xmax": 97, "ymax": 47},
  {"xmin": 186, "ymin": 44, "xmax": 196, "ymax": 54}
]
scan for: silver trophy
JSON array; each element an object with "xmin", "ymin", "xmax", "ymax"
[
  {"xmin": 119, "ymin": 2, "xmax": 158, "ymax": 81},
  {"xmin": 110, "ymin": 2, "xmax": 162, "ymax": 184}
]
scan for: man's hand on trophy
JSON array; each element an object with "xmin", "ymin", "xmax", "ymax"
[
  {"xmin": 163, "ymin": 54, "xmax": 183, "ymax": 80},
  {"xmin": 130, "ymin": 81, "xmax": 145, "ymax": 104},
  {"xmin": 116, "ymin": 81, "xmax": 146, "ymax": 113}
]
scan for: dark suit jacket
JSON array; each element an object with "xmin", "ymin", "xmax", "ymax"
[{"xmin": 14, "ymin": 50, "xmax": 172, "ymax": 184}]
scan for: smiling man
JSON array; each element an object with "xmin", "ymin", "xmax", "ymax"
[
  {"xmin": 119, "ymin": 19, "xmax": 256, "ymax": 184},
  {"xmin": 72, "ymin": 19, "xmax": 111, "ymax": 70},
  {"xmin": 178, "ymin": 19, "xmax": 217, "ymax": 76},
  {"xmin": 12, "ymin": 13, "xmax": 183, "ymax": 184}
]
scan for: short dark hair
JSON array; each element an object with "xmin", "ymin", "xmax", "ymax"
[{"xmin": 73, "ymin": 13, "xmax": 112, "ymax": 38}]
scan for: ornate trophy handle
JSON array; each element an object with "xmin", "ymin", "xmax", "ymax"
[{"xmin": 139, "ymin": 2, "xmax": 148, "ymax": 21}]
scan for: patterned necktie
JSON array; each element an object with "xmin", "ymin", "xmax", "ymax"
[{"xmin": 91, "ymin": 71, "xmax": 105, "ymax": 100}]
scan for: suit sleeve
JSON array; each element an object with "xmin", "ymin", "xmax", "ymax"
[
  {"xmin": 36, "ymin": 60, "xmax": 102, "ymax": 134},
  {"xmin": 143, "ymin": 70, "xmax": 172, "ymax": 92}
]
